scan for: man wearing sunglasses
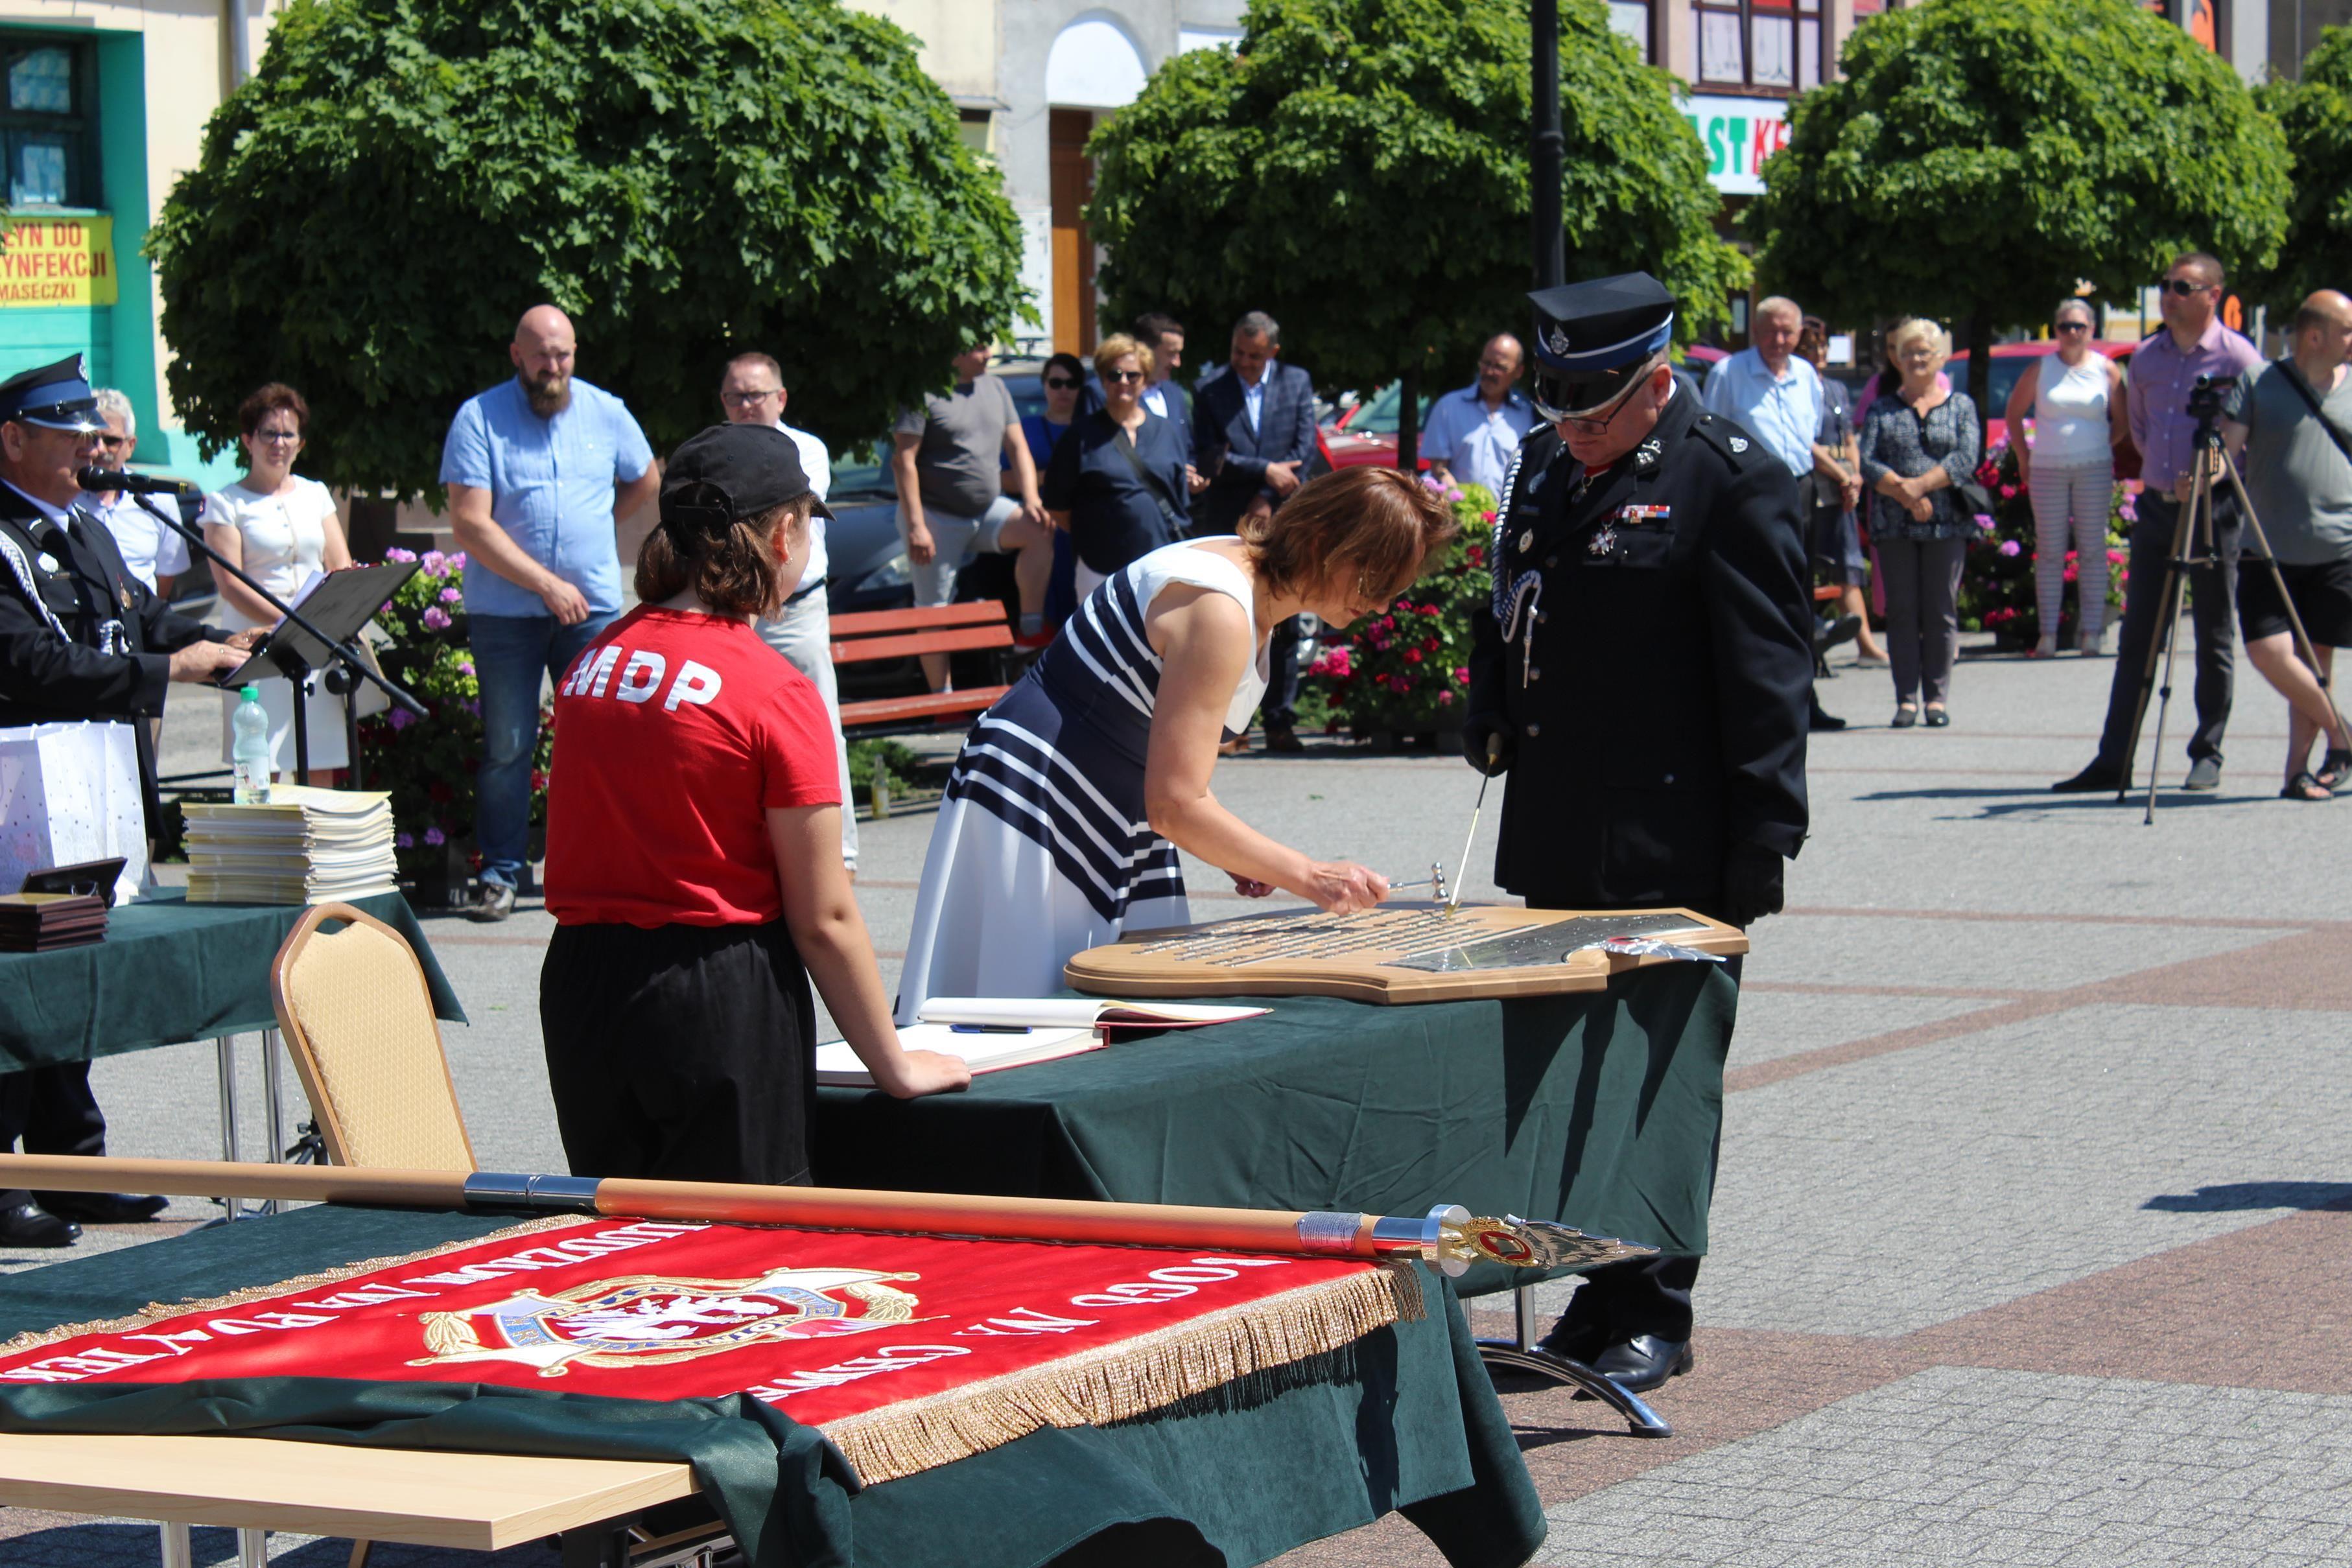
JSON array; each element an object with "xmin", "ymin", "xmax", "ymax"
[
  {"xmin": 81, "ymin": 390, "xmax": 186, "ymax": 598},
  {"xmin": 2054, "ymin": 251, "xmax": 2261, "ymax": 795},
  {"xmin": 1463, "ymin": 272, "xmax": 1813, "ymax": 1397}
]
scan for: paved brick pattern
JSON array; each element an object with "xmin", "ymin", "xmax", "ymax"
[{"xmin": 1541, "ymin": 1368, "xmax": 2352, "ymax": 1567}]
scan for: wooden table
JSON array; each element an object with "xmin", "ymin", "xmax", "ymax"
[{"xmin": 0, "ymin": 1431, "xmax": 698, "ymax": 1567}]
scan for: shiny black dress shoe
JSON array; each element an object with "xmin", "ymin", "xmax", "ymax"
[
  {"xmin": 0, "ymin": 1200, "xmax": 80, "ymax": 1247},
  {"xmin": 1586, "ymin": 1334, "xmax": 1694, "ymax": 1393},
  {"xmin": 2051, "ymin": 764, "xmax": 2124, "ymax": 793},
  {"xmin": 36, "ymin": 1191, "xmax": 169, "ymax": 1224}
]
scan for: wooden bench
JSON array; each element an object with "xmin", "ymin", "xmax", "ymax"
[{"xmin": 832, "ymin": 601, "xmax": 1014, "ymax": 738}]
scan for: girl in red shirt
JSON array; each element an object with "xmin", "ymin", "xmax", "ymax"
[{"xmin": 540, "ymin": 423, "xmax": 967, "ymax": 1186}]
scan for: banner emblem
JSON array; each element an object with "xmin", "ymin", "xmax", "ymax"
[{"xmin": 411, "ymin": 1267, "xmax": 921, "ymax": 1377}]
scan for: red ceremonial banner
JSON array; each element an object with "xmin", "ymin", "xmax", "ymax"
[{"xmin": 0, "ymin": 1219, "xmax": 1419, "ymax": 1482}]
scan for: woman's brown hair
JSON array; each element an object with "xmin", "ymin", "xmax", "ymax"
[
  {"xmin": 635, "ymin": 495, "xmax": 813, "ymax": 618},
  {"xmin": 238, "ymin": 382, "xmax": 310, "ymax": 437},
  {"xmin": 1240, "ymin": 465, "xmax": 1457, "ymax": 603}
]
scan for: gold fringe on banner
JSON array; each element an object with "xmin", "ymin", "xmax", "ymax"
[
  {"xmin": 821, "ymin": 1261, "xmax": 1426, "ymax": 1485},
  {"xmin": 0, "ymin": 1215, "xmax": 591, "ymax": 1358}
]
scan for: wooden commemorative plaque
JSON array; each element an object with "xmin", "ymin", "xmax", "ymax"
[{"xmin": 1064, "ymin": 901, "xmax": 1747, "ymax": 1005}]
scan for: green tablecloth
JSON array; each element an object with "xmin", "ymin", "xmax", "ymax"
[
  {"xmin": 0, "ymin": 1204, "xmax": 1545, "ymax": 1568},
  {"xmin": 817, "ymin": 966, "xmax": 1736, "ymax": 1299},
  {"xmin": 0, "ymin": 889, "xmax": 464, "ymax": 1072}
]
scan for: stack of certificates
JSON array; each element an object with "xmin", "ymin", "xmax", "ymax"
[{"xmin": 183, "ymin": 786, "xmax": 399, "ymax": 906}]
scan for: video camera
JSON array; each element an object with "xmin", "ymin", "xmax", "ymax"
[{"xmin": 2185, "ymin": 372, "xmax": 2229, "ymax": 423}]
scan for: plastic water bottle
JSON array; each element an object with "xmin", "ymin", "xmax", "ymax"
[{"xmin": 231, "ymin": 686, "xmax": 272, "ymax": 804}]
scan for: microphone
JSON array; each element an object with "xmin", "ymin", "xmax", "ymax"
[{"xmin": 76, "ymin": 466, "xmax": 198, "ymax": 497}]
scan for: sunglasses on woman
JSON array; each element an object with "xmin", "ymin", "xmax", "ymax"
[
  {"xmin": 1104, "ymin": 369, "xmax": 1146, "ymax": 384},
  {"xmin": 2055, "ymin": 321, "xmax": 2091, "ymax": 334},
  {"xmin": 1043, "ymin": 377, "xmax": 1079, "ymax": 390}
]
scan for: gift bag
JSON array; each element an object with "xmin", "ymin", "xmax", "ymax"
[{"xmin": 0, "ymin": 720, "xmax": 148, "ymax": 904}]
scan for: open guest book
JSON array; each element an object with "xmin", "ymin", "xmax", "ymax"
[{"xmin": 815, "ymin": 996, "xmax": 1269, "ymax": 1086}]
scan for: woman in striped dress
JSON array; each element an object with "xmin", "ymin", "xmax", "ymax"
[{"xmin": 897, "ymin": 466, "xmax": 1458, "ymax": 1020}]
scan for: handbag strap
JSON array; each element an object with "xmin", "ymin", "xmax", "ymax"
[
  {"xmin": 2271, "ymin": 357, "xmax": 2352, "ymax": 471},
  {"xmin": 1111, "ymin": 423, "xmax": 1184, "ymax": 528}
]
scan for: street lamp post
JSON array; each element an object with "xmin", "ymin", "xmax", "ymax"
[{"xmin": 1531, "ymin": 0, "xmax": 1564, "ymax": 289}]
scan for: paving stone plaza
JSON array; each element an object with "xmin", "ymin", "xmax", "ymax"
[{"xmin": 4, "ymin": 639, "xmax": 2349, "ymax": 1566}]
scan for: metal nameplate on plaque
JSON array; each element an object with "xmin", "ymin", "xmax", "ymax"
[{"xmin": 1388, "ymin": 912, "xmax": 1708, "ymax": 973}]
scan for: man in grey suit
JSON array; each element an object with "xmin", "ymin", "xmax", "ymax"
[{"xmin": 1193, "ymin": 310, "xmax": 1319, "ymax": 750}]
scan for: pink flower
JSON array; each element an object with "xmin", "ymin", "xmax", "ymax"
[
  {"xmin": 458, "ymin": 661, "xmax": 475, "ymax": 676},
  {"xmin": 1453, "ymin": 666, "xmax": 1469, "ymax": 683},
  {"xmin": 1324, "ymin": 648, "xmax": 1351, "ymax": 677},
  {"xmin": 1998, "ymin": 540, "xmax": 2021, "ymax": 557},
  {"xmin": 449, "ymin": 552, "xmax": 467, "ymax": 571},
  {"xmin": 1436, "ymin": 689, "xmax": 1455, "ymax": 706},
  {"xmin": 1374, "ymin": 638, "xmax": 1392, "ymax": 651},
  {"xmin": 1405, "ymin": 648, "xmax": 1424, "ymax": 664},
  {"xmin": 1480, "ymin": 510, "xmax": 1497, "ymax": 524},
  {"xmin": 1975, "ymin": 515, "xmax": 1996, "ymax": 532},
  {"xmin": 386, "ymin": 546, "xmax": 418, "ymax": 563},
  {"xmin": 388, "ymin": 708, "xmax": 414, "ymax": 731},
  {"xmin": 422, "ymin": 606, "xmax": 452, "ymax": 630},
  {"xmin": 395, "ymin": 832, "xmax": 414, "ymax": 848},
  {"xmin": 422, "ymin": 550, "xmax": 447, "ymax": 574},
  {"xmin": 438, "ymin": 587, "xmax": 462, "ymax": 605},
  {"xmin": 1999, "ymin": 484, "xmax": 2017, "ymax": 499},
  {"xmin": 423, "ymin": 826, "xmax": 445, "ymax": 846}
]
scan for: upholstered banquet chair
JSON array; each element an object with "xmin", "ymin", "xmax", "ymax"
[{"xmin": 269, "ymin": 902, "xmax": 475, "ymax": 1171}]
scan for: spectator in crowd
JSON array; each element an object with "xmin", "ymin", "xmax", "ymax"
[
  {"xmin": 1800, "ymin": 318, "xmax": 1886, "ymax": 666},
  {"xmin": 442, "ymin": 304, "xmax": 659, "ymax": 922},
  {"xmin": 1194, "ymin": 310, "xmax": 1318, "ymax": 752},
  {"xmin": 892, "ymin": 339, "xmax": 1053, "ymax": 685},
  {"xmin": 2054, "ymin": 252, "xmax": 2262, "ymax": 793},
  {"xmin": 2006, "ymin": 299, "xmax": 2126, "ymax": 659},
  {"xmin": 720, "ymin": 351, "xmax": 856, "ymax": 875},
  {"xmin": 1705, "ymin": 297, "xmax": 1848, "ymax": 728},
  {"xmin": 84, "ymin": 388, "xmax": 187, "ymax": 597},
  {"xmin": 1021, "ymin": 351, "xmax": 1087, "ymax": 629},
  {"xmin": 1044, "ymin": 334, "xmax": 1192, "ymax": 595},
  {"xmin": 204, "ymin": 383, "xmax": 353, "ymax": 784},
  {"xmin": 1135, "ymin": 310, "xmax": 1192, "ymax": 456},
  {"xmin": 2222, "ymin": 288, "xmax": 2352, "ymax": 801},
  {"xmin": 1859, "ymin": 318, "xmax": 1982, "ymax": 729},
  {"xmin": 1423, "ymin": 333, "xmax": 1536, "ymax": 497}
]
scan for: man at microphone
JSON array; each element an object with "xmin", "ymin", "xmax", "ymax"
[{"xmin": 0, "ymin": 354, "xmax": 257, "ymax": 1248}]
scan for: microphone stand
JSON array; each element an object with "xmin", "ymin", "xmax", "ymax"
[{"xmin": 124, "ymin": 487, "xmax": 427, "ymax": 788}]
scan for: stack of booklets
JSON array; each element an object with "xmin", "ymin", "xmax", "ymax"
[
  {"xmin": 816, "ymin": 996, "xmax": 1270, "ymax": 1086},
  {"xmin": 182, "ymin": 786, "xmax": 399, "ymax": 906},
  {"xmin": 0, "ymin": 892, "xmax": 107, "ymax": 952}
]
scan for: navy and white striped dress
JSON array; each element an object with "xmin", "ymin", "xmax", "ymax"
[{"xmin": 897, "ymin": 542, "xmax": 1268, "ymax": 1022}]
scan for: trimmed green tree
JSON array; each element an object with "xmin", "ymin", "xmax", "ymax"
[
  {"xmin": 1745, "ymin": 0, "xmax": 2288, "ymax": 414},
  {"xmin": 148, "ymin": 0, "xmax": 1025, "ymax": 495},
  {"xmin": 2250, "ymin": 27, "xmax": 2352, "ymax": 311},
  {"xmin": 1085, "ymin": 0, "xmax": 1745, "ymax": 471}
]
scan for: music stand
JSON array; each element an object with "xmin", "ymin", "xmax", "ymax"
[{"xmin": 215, "ymin": 561, "xmax": 418, "ymax": 786}]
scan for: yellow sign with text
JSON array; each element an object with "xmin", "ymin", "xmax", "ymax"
[{"xmin": 0, "ymin": 216, "xmax": 117, "ymax": 307}]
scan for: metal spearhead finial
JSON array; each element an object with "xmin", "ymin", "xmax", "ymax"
[{"xmin": 1438, "ymin": 1214, "xmax": 1658, "ymax": 1274}]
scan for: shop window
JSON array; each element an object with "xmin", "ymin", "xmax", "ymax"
[
  {"xmin": 1, "ymin": 40, "xmax": 95, "ymax": 209},
  {"xmin": 1697, "ymin": 1, "xmax": 1827, "ymax": 95},
  {"xmin": 1606, "ymin": 1, "xmax": 1654, "ymax": 63}
]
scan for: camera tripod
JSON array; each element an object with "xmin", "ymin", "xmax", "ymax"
[{"xmin": 2117, "ymin": 402, "xmax": 2351, "ymax": 823}]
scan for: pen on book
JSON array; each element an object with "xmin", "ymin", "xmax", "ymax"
[{"xmin": 950, "ymin": 1024, "xmax": 1033, "ymax": 1035}]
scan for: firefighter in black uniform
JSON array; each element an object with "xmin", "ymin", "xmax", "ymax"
[
  {"xmin": 1463, "ymin": 274, "xmax": 1812, "ymax": 1393},
  {"xmin": 0, "ymin": 354, "xmax": 256, "ymax": 1247}
]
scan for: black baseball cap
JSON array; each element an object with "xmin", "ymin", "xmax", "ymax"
[{"xmin": 659, "ymin": 423, "xmax": 833, "ymax": 537}]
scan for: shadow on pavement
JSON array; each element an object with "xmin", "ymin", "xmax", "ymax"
[{"xmin": 2143, "ymin": 1181, "xmax": 2352, "ymax": 1213}]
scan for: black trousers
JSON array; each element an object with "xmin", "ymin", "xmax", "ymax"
[
  {"xmin": 539, "ymin": 920, "xmax": 817, "ymax": 1187},
  {"xmin": 1260, "ymin": 614, "xmax": 1304, "ymax": 729},
  {"xmin": 0, "ymin": 1062, "xmax": 108, "ymax": 1210},
  {"xmin": 2094, "ymin": 493, "xmax": 2239, "ymax": 775}
]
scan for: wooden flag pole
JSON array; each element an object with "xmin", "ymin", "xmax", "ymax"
[{"xmin": 0, "ymin": 1154, "xmax": 1652, "ymax": 1276}]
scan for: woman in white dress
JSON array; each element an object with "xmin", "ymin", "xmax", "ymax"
[
  {"xmin": 2003, "ymin": 299, "xmax": 2126, "ymax": 659},
  {"xmin": 205, "ymin": 382, "xmax": 353, "ymax": 780},
  {"xmin": 898, "ymin": 465, "xmax": 1458, "ymax": 1022}
]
